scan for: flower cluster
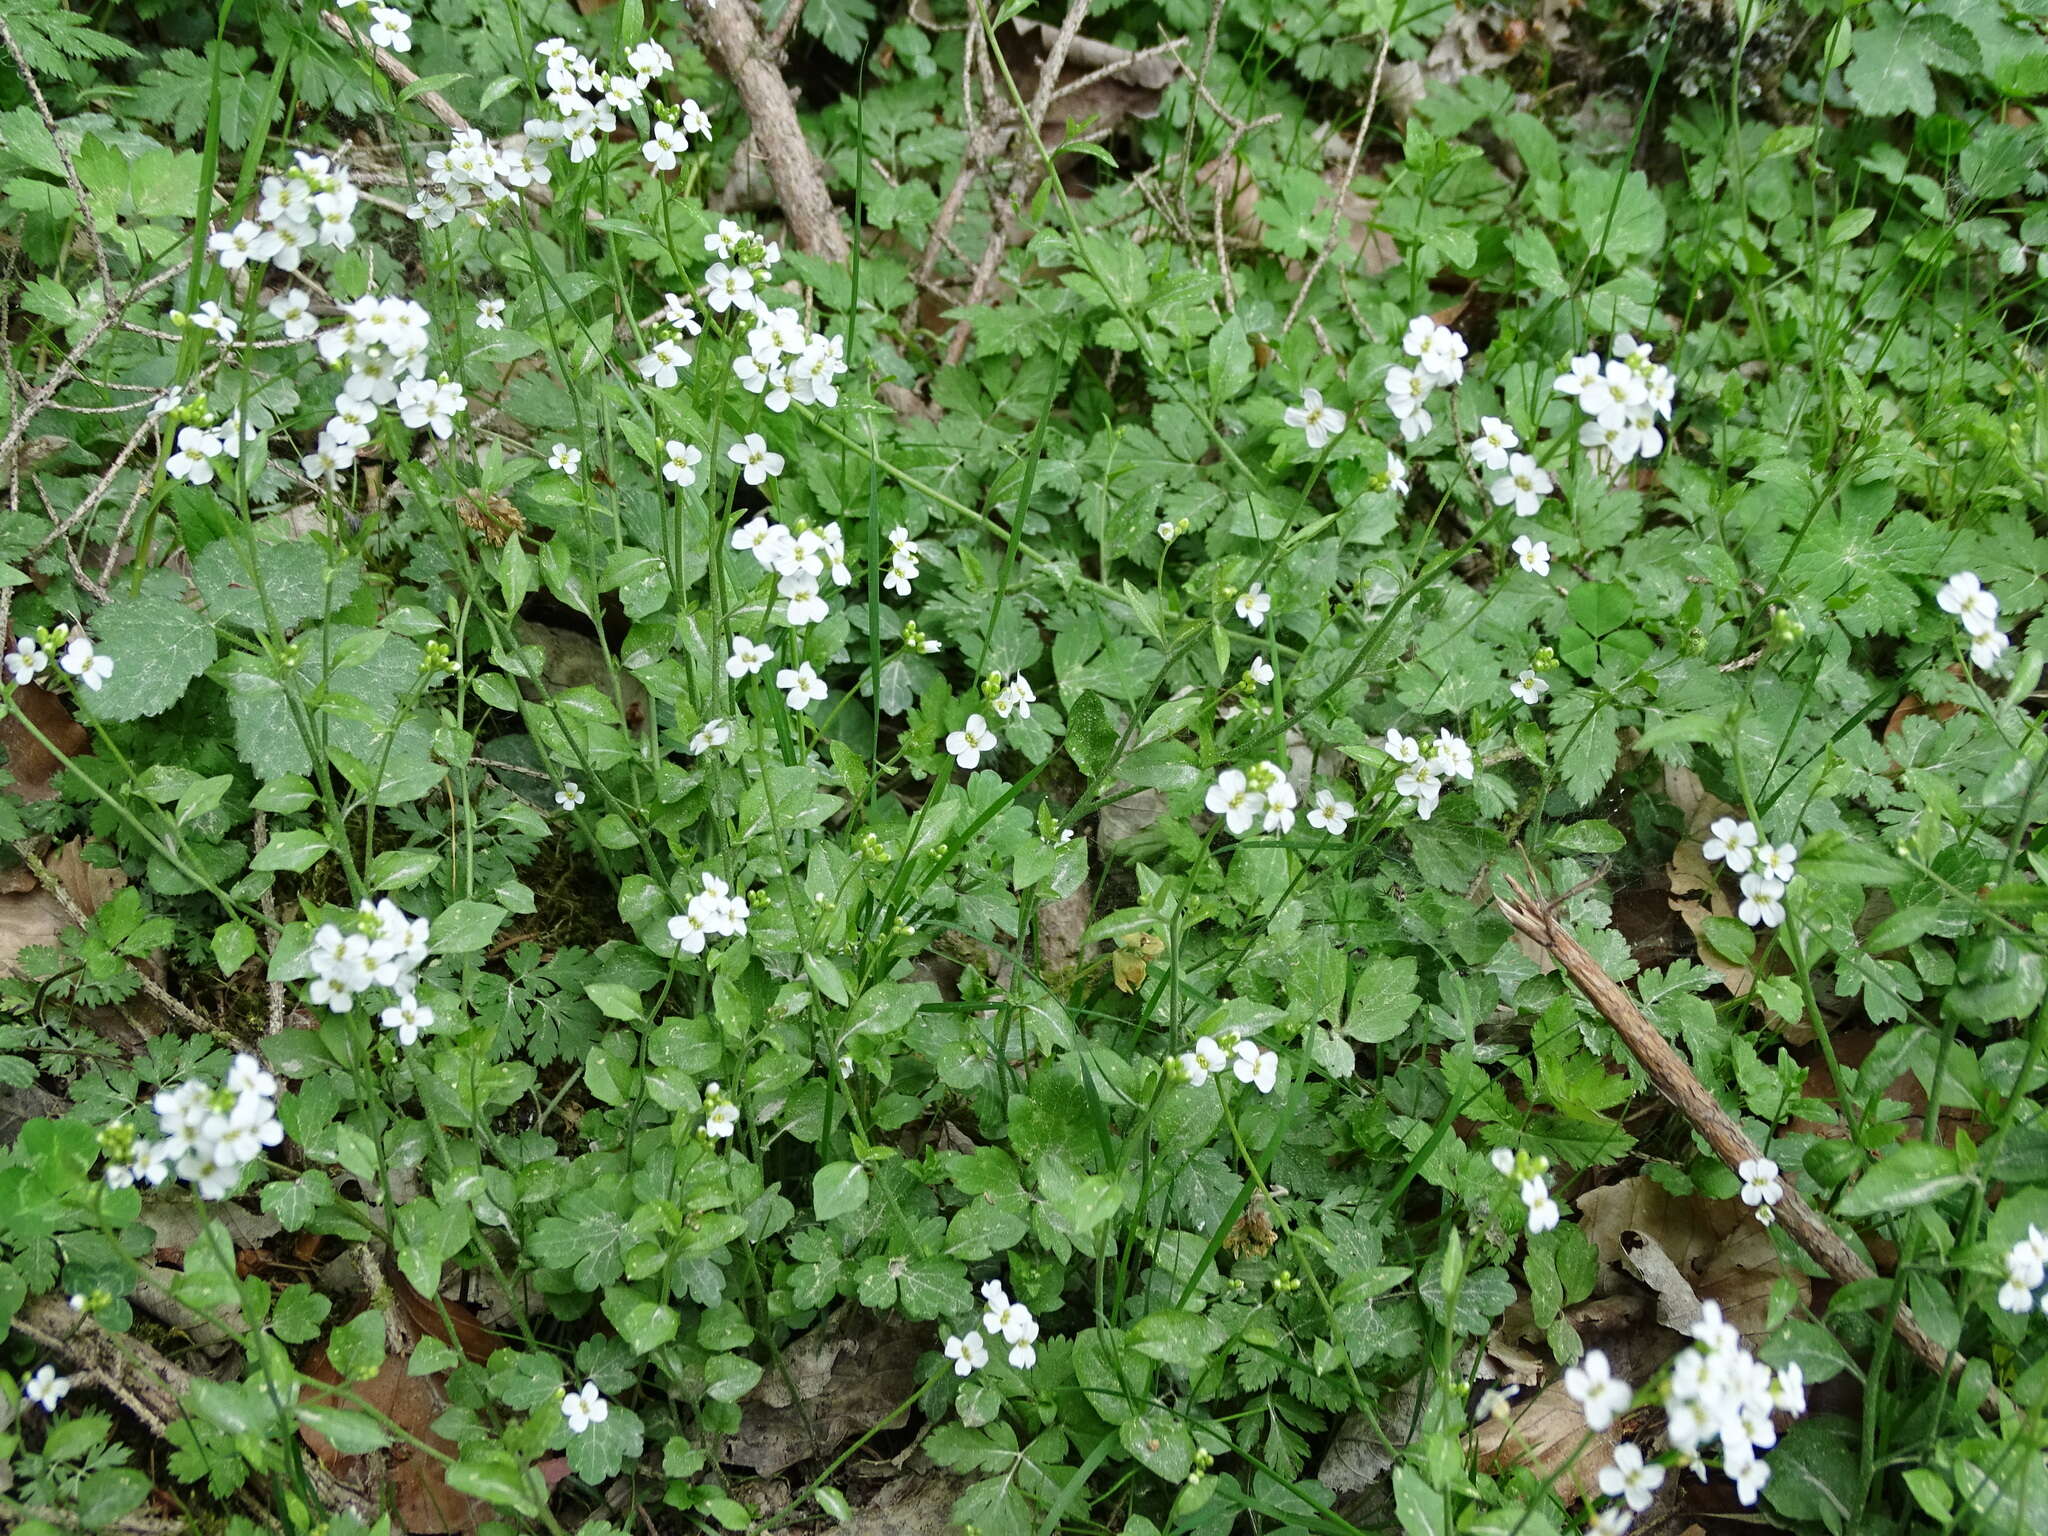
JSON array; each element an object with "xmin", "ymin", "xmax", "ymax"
[
  {"xmin": 561, "ymin": 1379, "xmax": 609, "ymax": 1434},
  {"xmin": 1380, "ymin": 725, "xmax": 1474, "ymax": 822},
  {"xmin": 984, "ymin": 671, "xmax": 1036, "ymax": 722},
  {"xmin": 883, "ymin": 526, "xmax": 923, "ymax": 595},
  {"xmin": 101, "ymin": 1053, "xmax": 284, "ymax": 1200},
  {"xmin": 1554, "ymin": 333, "xmax": 1675, "ymax": 471},
  {"xmin": 1385, "ymin": 314, "xmax": 1468, "ymax": 443},
  {"xmin": 1173, "ymin": 1032, "xmax": 1280, "ymax": 1094},
  {"xmin": 1996, "ymin": 1225, "xmax": 2048, "ymax": 1315},
  {"xmin": 945, "ymin": 1278, "xmax": 1042, "ymax": 1376},
  {"xmin": 306, "ymin": 897, "xmax": 431, "ymax": 1037},
  {"xmin": 1936, "ymin": 571, "xmax": 2009, "ymax": 671},
  {"xmin": 731, "ymin": 512, "xmax": 850, "ymax": 628},
  {"xmin": 730, "ymin": 290, "xmax": 849, "ymax": 413},
  {"xmin": 1205, "ymin": 760, "xmax": 1299, "ymax": 835},
  {"xmin": 207, "ymin": 150, "xmax": 360, "ymax": 273},
  {"xmin": 666, "ymin": 871, "xmax": 753, "ymax": 955},
  {"xmin": 1662, "ymin": 1300, "xmax": 1806, "ymax": 1506},
  {"xmin": 411, "ymin": 126, "xmax": 554, "ymax": 228},
  {"xmin": 6, "ymin": 622, "xmax": 112, "ymax": 693},
  {"xmin": 1737, "ymin": 1157, "xmax": 1784, "ymax": 1227},
  {"xmin": 1701, "ymin": 816, "xmax": 1799, "ymax": 929},
  {"xmin": 303, "ymin": 293, "xmax": 462, "ymax": 479},
  {"xmin": 1491, "ymin": 1147, "xmax": 1560, "ymax": 1234}
]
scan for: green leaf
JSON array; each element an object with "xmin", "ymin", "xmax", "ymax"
[
  {"xmin": 1844, "ymin": 11, "xmax": 1935, "ymax": 118},
  {"xmin": 195, "ymin": 538, "xmax": 360, "ymax": 631},
  {"xmin": 85, "ymin": 593, "xmax": 218, "ymax": 721},
  {"xmin": 365, "ymin": 846, "xmax": 440, "ymax": 890},
  {"xmin": 1344, "ymin": 956, "xmax": 1420, "ymax": 1043},
  {"xmin": 603, "ymin": 1288, "xmax": 680, "ymax": 1354},
  {"xmin": 251, "ymin": 829, "xmax": 331, "ymax": 873},
  {"xmin": 1065, "ymin": 691, "xmax": 1118, "ymax": 778},
  {"xmin": 212, "ymin": 919, "xmax": 257, "ymax": 975},
  {"xmin": 565, "ymin": 1403, "xmax": 645, "ymax": 1485},
  {"xmin": 446, "ymin": 1452, "xmax": 542, "ymax": 1516},
  {"xmin": 328, "ymin": 1308, "xmax": 388, "ymax": 1382},
  {"xmin": 1126, "ymin": 1308, "xmax": 1224, "ymax": 1368},
  {"xmin": 813, "ymin": 1161, "xmax": 870, "ymax": 1221},
  {"xmin": 296, "ymin": 1404, "xmax": 393, "ymax": 1454},
  {"xmin": 1836, "ymin": 1141, "xmax": 1971, "ymax": 1219},
  {"xmin": 430, "ymin": 901, "xmax": 507, "ymax": 954}
]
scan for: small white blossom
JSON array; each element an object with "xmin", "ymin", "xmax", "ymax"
[
  {"xmin": 945, "ymin": 714, "xmax": 998, "ymax": 770},
  {"xmin": 1283, "ymin": 387, "xmax": 1346, "ymax": 449},
  {"xmin": 561, "ymin": 1381, "xmax": 608, "ymax": 1434},
  {"xmin": 1564, "ymin": 1349, "xmax": 1632, "ymax": 1432}
]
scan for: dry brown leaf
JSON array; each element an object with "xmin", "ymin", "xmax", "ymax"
[
  {"xmin": 723, "ymin": 1306, "xmax": 921, "ymax": 1477},
  {"xmin": 846, "ymin": 1471, "xmax": 968, "ymax": 1535},
  {"xmin": 300, "ymin": 1292, "xmax": 505, "ymax": 1534},
  {"xmin": 0, "ymin": 889, "xmax": 68, "ymax": 980},
  {"xmin": 0, "ymin": 681, "xmax": 87, "ymax": 801},
  {"xmin": 1576, "ymin": 1176, "xmax": 1806, "ymax": 1340}
]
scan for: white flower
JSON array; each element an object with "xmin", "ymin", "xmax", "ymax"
[
  {"xmin": 1564, "ymin": 1349, "xmax": 1632, "ymax": 1432},
  {"xmin": 1468, "ymin": 415, "xmax": 1519, "ymax": 472},
  {"xmin": 166, "ymin": 424, "xmax": 222, "ymax": 485},
  {"xmin": 59, "ymin": 637, "xmax": 113, "ymax": 691},
  {"xmin": 1402, "ymin": 314, "xmax": 1467, "ymax": 386},
  {"xmin": 944, "ymin": 1331, "xmax": 989, "ymax": 1376},
  {"xmin": 1157, "ymin": 520, "xmax": 1179, "ymax": 542},
  {"xmin": 366, "ymin": 5, "xmax": 412, "ymax": 51},
  {"xmin": 1510, "ymin": 669, "xmax": 1548, "ymax": 705},
  {"xmin": 679, "ymin": 99, "xmax": 713, "ymax": 141},
  {"xmin": 547, "ymin": 443, "xmax": 582, "ymax": 476},
  {"xmin": 726, "ymin": 635, "xmax": 774, "ymax": 678},
  {"xmin": 1307, "ymin": 788, "xmax": 1353, "ymax": 834},
  {"xmin": 1384, "ymin": 365, "xmax": 1432, "ymax": 422},
  {"xmin": 267, "ymin": 287, "xmax": 319, "ymax": 338},
  {"xmin": 1512, "ymin": 534, "xmax": 1550, "ymax": 576},
  {"xmin": 6, "ymin": 636, "xmax": 47, "ymax": 686},
  {"xmin": 1283, "ymin": 388, "xmax": 1346, "ymax": 449},
  {"xmin": 561, "ymin": 1380, "xmax": 608, "ymax": 1434},
  {"xmin": 1588, "ymin": 1507, "xmax": 1633, "ymax": 1536},
  {"xmin": 23, "ymin": 1365, "xmax": 70, "ymax": 1413},
  {"xmin": 945, "ymin": 714, "xmax": 998, "ymax": 770},
  {"xmin": 688, "ymin": 719, "xmax": 731, "ymax": 755},
  {"xmin": 1733, "ymin": 1458, "xmax": 1770, "ymax": 1506},
  {"xmin": 1971, "ymin": 629, "xmax": 2010, "ymax": 671},
  {"xmin": 378, "ymin": 993, "xmax": 433, "ymax": 1046},
  {"xmin": 1598, "ymin": 1443, "xmax": 1666, "ymax": 1512},
  {"xmin": 1205, "ymin": 769, "xmax": 1265, "ymax": 836},
  {"xmin": 207, "ymin": 219, "xmax": 277, "ymax": 270},
  {"xmin": 554, "ymin": 781, "xmax": 585, "ymax": 811},
  {"xmin": 1738, "ymin": 1158, "xmax": 1783, "ymax": 1224},
  {"xmin": 642, "ymin": 120, "xmax": 686, "ymax": 172},
  {"xmin": 475, "ymin": 297, "xmax": 506, "ymax": 330},
  {"xmin": 1385, "ymin": 451, "xmax": 1410, "ymax": 497},
  {"xmin": 1232, "ymin": 1041, "xmax": 1278, "ymax": 1094},
  {"xmin": 705, "ymin": 1100, "xmax": 740, "ymax": 1138},
  {"xmin": 661, "ymin": 440, "xmax": 703, "ymax": 486},
  {"xmin": 1234, "ymin": 582, "xmax": 1271, "ymax": 628},
  {"xmin": 1702, "ymin": 817, "xmax": 1759, "ymax": 872},
  {"xmin": 704, "ymin": 262, "xmax": 755, "ymax": 313},
  {"xmin": 637, "ymin": 337, "xmax": 692, "ymax": 388},
  {"xmin": 1936, "ymin": 572, "xmax": 2001, "ymax": 637},
  {"xmin": 1737, "ymin": 872, "xmax": 1786, "ymax": 928},
  {"xmin": 776, "ymin": 662, "xmax": 826, "ymax": 710},
  {"xmin": 1490, "ymin": 453, "xmax": 1553, "ymax": 518},
  {"xmin": 728, "ymin": 432, "xmax": 784, "ymax": 485},
  {"xmin": 1752, "ymin": 842, "xmax": 1798, "ymax": 883},
  {"xmin": 1180, "ymin": 1035, "xmax": 1228, "ymax": 1087},
  {"xmin": 1490, "ymin": 1147, "xmax": 1518, "ymax": 1176}
]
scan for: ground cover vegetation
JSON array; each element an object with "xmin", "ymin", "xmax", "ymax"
[{"xmin": 0, "ymin": 0, "xmax": 2045, "ymax": 1533}]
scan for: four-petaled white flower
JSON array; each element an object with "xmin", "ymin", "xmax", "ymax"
[
  {"xmin": 1597, "ymin": 1443, "xmax": 1666, "ymax": 1514},
  {"xmin": 379, "ymin": 993, "xmax": 433, "ymax": 1046},
  {"xmin": 548, "ymin": 443, "xmax": 582, "ymax": 476},
  {"xmin": 1737, "ymin": 872, "xmax": 1786, "ymax": 928},
  {"xmin": 1469, "ymin": 415, "xmax": 1519, "ymax": 471},
  {"xmin": 662, "ymin": 440, "xmax": 703, "ymax": 485},
  {"xmin": 776, "ymin": 661, "xmax": 826, "ymax": 710},
  {"xmin": 944, "ymin": 1331, "xmax": 989, "ymax": 1376},
  {"xmin": 1307, "ymin": 788, "xmax": 1353, "ymax": 834},
  {"xmin": 1231, "ymin": 1040, "xmax": 1278, "ymax": 1094},
  {"xmin": 1510, "ymin": 669, "xmax": 1549, "ymax": 705},
  {"xmin": 1512, "ymin": 534, "xmax": 1550, "ymax": 576},
  {"xmin": 1738, "ymin": 1157, "xmax": 1783, "ymax": 1225},
  {"xmin": 1490, "ymin": 453, "xmax": 1554, "ymax": 518},
  {"xmin": 1702, "ymin": 817, "xmax": 1760, "ymax": 872},
  {"xmin": 726, "ymin": 635, "xmax": 774, "ymax": 678},
  {"xmin": 561, "ymin": 1380, "xmax": 608, "ymax": 1434},
  {"xmin": 59, "ymin": 637, "xmax": 113, "ymax": 692},
  {"xmin": 23, "ymin": 1364, "xmax": 70, "ymax": 1413},
  {"xmin": 945, "ymin": 714, "xmax": 998, "ymax": 770},
  {"xmin": 1235, "ymin": 582, "xmax": 1271, "ymax": 628},
  {"xmin": 1564, "ymin": 1348, "xmax": 1632, "ymax": 1432},
  {"xmin": 554, "ymin": 781, "xmax": 585, "ymax": 811},
  {"xmin": 728, "ymin": 432, "xmax": 784, "ymax": 485},
  {"xmin": 1283, "ymin": 388, "xmax": 1346, "ymax": 449},
  {"xmin": 475, "ymin": 297, "xmax": 506, "ymax": 330}
]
